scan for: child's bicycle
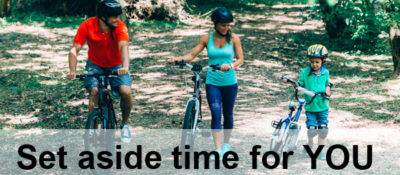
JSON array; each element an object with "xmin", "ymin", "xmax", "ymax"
[{"xmin": 270, "ymin": 75, "xmax": 329, "ymax": 153}]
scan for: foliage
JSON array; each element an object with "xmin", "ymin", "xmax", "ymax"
[
  {"xmin": 5, "ymin": 12, "xmax": 85, "ymax": 28},
  {"xmin": 311, "ymin": 0, "xmax": 400, "ymax": 53}
]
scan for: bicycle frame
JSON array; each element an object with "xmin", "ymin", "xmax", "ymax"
[
  {"xmin": 184, "ymin": 65, "xmax": 203, "ymax": 134},
  {"xmin": 78, "ymin": 73, "xmax": 117, "ymax": 129}
]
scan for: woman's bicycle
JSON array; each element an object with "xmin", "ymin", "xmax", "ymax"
[
  {"xmin": 173, "ymin": 61, "xmax": 221, "ymax": 153},
  {"xmin": 77, "ymin": 71, "xmax": 119, "ymax": 149},
  {"xmin": 270, "ymin": 75, "xmax": 329, "ymax": 153}
]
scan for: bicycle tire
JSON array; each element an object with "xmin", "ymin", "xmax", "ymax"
[
  {"xmin": 282, "ymin": 124, "xmax": 301, "ymax": 152},
  {"xmin": 84, "ymin": 109, "xmax": 101, "ymax": 150},
  {"xmin": 181, "ymin": 100, "xmax": 196, "ymax": 146},
  {"xmin": 270, "ymin": 121, "xmax": 288, "ymax": 153}
]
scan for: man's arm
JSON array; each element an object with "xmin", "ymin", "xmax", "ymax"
[
  {"xmin": 67, "ymin": 43, "xmax": 82, "ymax": 79},
  {"xmin": 118, "ymin": 41, "xmax": 129, "ymax": 75}
]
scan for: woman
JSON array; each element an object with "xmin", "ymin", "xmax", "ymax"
[{"xmin": 167, "ymin": 7, "xmax": 244, "ymax": 156}]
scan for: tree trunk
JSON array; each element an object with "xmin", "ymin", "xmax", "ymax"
[
  {"xmin": 390, "ymin": 25, "xmax": 400, "ymax": 78},
  {"xmin": 0, "ymin": 0, "xmax": 11, "ymax": 17}
]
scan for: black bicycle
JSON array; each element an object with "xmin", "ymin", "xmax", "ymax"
[
  {"xmin": 77, "ymin": 71, "xmax": 119, "ymax": 149},
  {"xmin": 173, "ymin": 61, "xmax": 221, "ymax": 153}
]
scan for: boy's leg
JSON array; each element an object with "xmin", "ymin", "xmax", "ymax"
[
  {"xmin": 317, "ymin": 110, "xmax": 329, "ymax": 145},
  {"xmin": 306, "ymin": 112, "xmax": 318, "ymax": 146}
]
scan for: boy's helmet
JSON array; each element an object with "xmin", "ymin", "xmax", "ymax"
[{"xmin": 307, "ymin": 44, "xmax": 328, "ymax": 59}]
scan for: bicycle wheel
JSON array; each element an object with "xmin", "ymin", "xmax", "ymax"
[
  {"xmin": 180, "ymin": 100, "xmax": 197, "ymax": 151},
  {"xmin": 270, "ymin": 121, "xmax": 288, "ymax": 153},
  {"xmin": 84, "ymin": 109, "xmax": 101, "ymax": 150},
  {"xmin": 282, "ymin": 123, "xmax": 301, "ymax": 152}
]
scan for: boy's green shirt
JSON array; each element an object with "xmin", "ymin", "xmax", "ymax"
[{"xmin": 298, "ymin": 65, "xmax": 330, "ymax": 112}]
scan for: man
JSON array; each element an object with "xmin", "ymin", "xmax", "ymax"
[{"xmin": 67, "ymin": 0, "xmax": 132, "ymax": 142}]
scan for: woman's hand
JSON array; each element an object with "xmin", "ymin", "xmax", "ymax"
[
  {"xmin": 220, "ymin": 64, "xmax": 232, "ymax": 71},
  {"xmin": 167, "ymin": 57, "xmax": 183, "ymax": 64}
]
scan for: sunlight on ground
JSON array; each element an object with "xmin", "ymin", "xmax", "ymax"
[
  {"xmin": 382, "ymin": 79, "xmax": 400, "ymax": 97},
  {"xmin": 331, "ymin": 52, "xmax": 391, "ymax": 61},
  {"xmin": 271, "ymin": 4, "xmax": 312, "ymax": 9},
  {"xmin": 40, "ymin": 79, "xmax": 59, "ymax": 86},
  {"xmin": 374, "ymin": 109, "xmax": 395, "ymax": 115},
  {"xmin": 0, "ymin": 24, "xmax": 58, "ymax": 39},
  {"xmin": 66, "ymin": 99, "xmax": 87, "ymax": 107},
  {"xmin": 331, "ymin": 76, "xmax": 373, "ymax": 84},
  {"xmin": 250, "ymin": 59, "xmax": 283, "ymax": 69},
  {"xmin": 1, "ymin": 113, "xmax": 39, "ymax": 125},
  {"xmin": 350, "ymin": 94, "xmax": 394, "ymax": 103},
  {"xmin": 239, "ymin": 74, "xmax": 282, "ymax": 92},
  {"xmin": 139, "ymin": 72, "xmax": 166, "ymax": 81}
]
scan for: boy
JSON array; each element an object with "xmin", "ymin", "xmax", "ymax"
[{"xmin": 298, "ymin": 44, "xmax": 332, "ymax": 160}]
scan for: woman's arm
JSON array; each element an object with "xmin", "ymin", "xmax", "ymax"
[
  {"xmin": 232, "ymin": 33, "xmax": 244, "ymax": 69},
  {"xmin": 168, "ymin": 34, "xmax": 208, "ymax": 63}
]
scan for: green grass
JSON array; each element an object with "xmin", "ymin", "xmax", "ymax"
[{"xmin": 4, "ymin": 12, "xmax": 86, "ymax": 28}]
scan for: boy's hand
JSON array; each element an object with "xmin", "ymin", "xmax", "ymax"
[
  {"xmin": 281, "ymin": 75, "xmax": 289, "ymax": 83},
  {"xmin": 325, "ymin": 86, "xmax": 331, "ymax": 97}
]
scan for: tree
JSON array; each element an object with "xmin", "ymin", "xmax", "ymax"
[
  {"xmin": 389, "ymin": 25, "xmax": 400, "ymax": 78},
  {"xmin": 0, "ymin": 0, "xmax": 12, "ymax": 17}
]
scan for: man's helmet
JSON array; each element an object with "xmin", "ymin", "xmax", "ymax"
[{"xmin": 97, "ymin": 0, "xmax": 123, "ymax": 18}]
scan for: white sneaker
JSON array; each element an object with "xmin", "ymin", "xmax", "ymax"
[{"xmin": 121, "ymin": 124, "xmax": 131, "ymax": 143}]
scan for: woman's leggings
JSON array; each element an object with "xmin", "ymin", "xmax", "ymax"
[{"xmin": 205, "ymin": 84, "xmax": 238, "ymax": 130}]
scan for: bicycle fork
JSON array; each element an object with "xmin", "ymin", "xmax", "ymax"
[{"xmin": 185, "ymin": 97, "xmax": 200, "ymax": 134}]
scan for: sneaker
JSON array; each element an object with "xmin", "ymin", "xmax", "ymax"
[
  {"xmin": 120, "ymin": 124, "xmax": 131, "ymax": 143},
  {"xmin": 210, "ymin": 149, "xmax": 222, "ymax": 161},
  {"xmin": 221, "ymin": 143, "xmax": 231, "ymax": 155}
]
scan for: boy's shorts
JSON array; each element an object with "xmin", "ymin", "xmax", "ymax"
[
  {"xmin": 305, "ymin": 110, "xmax": 329, "ymax": 127},
  {"xmin": 84, "ymin": 60, "xmax": 132, "ymax": 97}
]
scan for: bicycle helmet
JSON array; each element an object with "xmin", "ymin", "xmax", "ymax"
[
  {"xmin": 96, "ymin": 0, "xmax": 123, "ymax": 30},
  {"xmin": 307, "ymin": 44, "xmax": 328, "ymax": 59},
  {"xmin": 211, "ymin": 7, "xmax": 234, "ymax": 24},
  {"xmin": 97, "ymin": 0, "xmax": 123, "ymax": 18}
]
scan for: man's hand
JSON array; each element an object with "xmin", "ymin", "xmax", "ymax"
[
  {"xmin": 118, "ymin": 67, "xmax": 129, "ymax": 75},
  {"xmin": 67, "ymin": 71, "xmax": 76, "ymax": 80}
]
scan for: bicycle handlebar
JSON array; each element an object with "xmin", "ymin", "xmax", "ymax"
[
  {"xmin": 76, "ymin": 70, "xmax": 119, "ymax": 80},
  {"xmin": 174, "ymin": 60, "xmax": 223, "ymax": 72},
  {"xmin": 281, "ymin": 75, "xmax": 329, "ymax": 102}
]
